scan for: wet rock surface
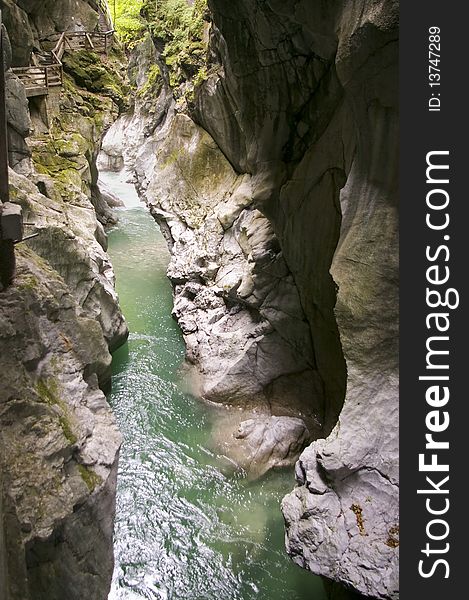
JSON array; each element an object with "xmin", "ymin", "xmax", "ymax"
[
  {"xmin": 0, "ymin": 248, "xmax": 121, "ymax": 600},
  {"xmin": 234, "ymin": 416, "xmax": 312, "ymax": 479}
]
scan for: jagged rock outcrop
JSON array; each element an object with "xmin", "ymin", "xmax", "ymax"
[
  {"xmin": 0, "ymin": 246, "xmax": 121, "ymax": 600},
  {"xmin": 148, "ymin": 114, "xmax": 323, "ymax": 420},
  {"xmin": 9, "ymin": 167, "xmax": 128, "ymax": 352},
  {"xmin": 101, "ymin": 0, "xmax": 398, "ymax": 597}
]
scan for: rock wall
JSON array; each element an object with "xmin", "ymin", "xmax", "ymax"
[
  {"xmin": 191, "ymin": 2, "xmax": 399, "ymax": 596},
  {"xmin": 0, "ymin": 246, "xmax": 121, "ymax": 600},
  {"xmin": 101, "ymin": 0, "xmax": 399, "ymax": 597},
  {"xmin": 0, "ymin": 0, "xmax": 100, "ymax": 65},
  {"xmin": 1, "ymin": 2, "xmax": 128, "ymax": 598}
]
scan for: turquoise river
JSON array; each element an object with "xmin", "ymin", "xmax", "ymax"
[{"xmin": 102, "ymin": 170, "xmax": 327, "ymax": 600}]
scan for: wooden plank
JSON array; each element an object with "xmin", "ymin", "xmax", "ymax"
[
  {"xmin": 85, "ymin": 33, "xmax": 95, "ymax": 50},
  {"xmin": 25, "ymin": 86, "xmax": 48, "ymax": 98}
]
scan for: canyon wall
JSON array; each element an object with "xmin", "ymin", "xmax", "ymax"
[
  {"xmin": 0, "ymin": 2, "xmax": 128, "ymax": 597},
  {"xmin": 202, "ymin": 2, "xmax": 399, "ymax": 597},
  {"xmin": 101, "ymin": 0, "xmax": 398, "ymax": 596}
]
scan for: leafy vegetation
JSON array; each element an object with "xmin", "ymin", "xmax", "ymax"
[
  {"xmin": 112, "ymin": 0, "xmax": 146, "ymax": 47},
  {"xmin": 143, "ymin": 0, "xmax": 207, "ymax": 86},
  {"xmin": 113, "ymin": 0, "xmax": 208, "ymax": 89}
]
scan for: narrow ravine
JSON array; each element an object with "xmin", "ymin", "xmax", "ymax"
[{"xmin": 100, "ymin": 170, "xmax": 327, "ymax": 600}]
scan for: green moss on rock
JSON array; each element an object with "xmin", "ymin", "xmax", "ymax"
[
  {"xmin": 35, "ymin": 378, "xmax": 78, "ymax": 445},
  {"xmin": 78, "ymin": 464, "xmax": 102, "ymax": 492},
  {"xmin": 36, "ymin": 378, "xmax": 60, "ymax": 406},
  {"xmin": 62, "ymin": 51, "xmax": 129, "ymax": 112}
]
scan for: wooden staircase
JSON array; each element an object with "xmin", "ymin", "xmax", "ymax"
[
  {"xmin": 11, "ymin": 27, "xmax": 114, "ymax": 98},
  {"xmin": 10, "ymin": 1, "xmax": 115, "ymax": 98},
  {"xmin": 98, "ymin": 10, "xmax": 111, "ymax": 33},
  {"xmin": 95, "ymin": 0, "xmax": 113, "ymax": 32}
]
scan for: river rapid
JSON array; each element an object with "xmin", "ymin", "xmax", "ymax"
[{"xmin": 101, "ymin": 170, "xmax": 327, "ymax": 600}]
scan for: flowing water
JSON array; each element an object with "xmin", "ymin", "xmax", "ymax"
[{"xmin": 102, "ymin": 170, "xmax": 327, "ymax": 600}]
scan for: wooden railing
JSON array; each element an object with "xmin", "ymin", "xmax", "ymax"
[
  {"xmin": 58, "ymin": 30, "xmax": 115, "ymax": 54},
  {"xmin": 11, "ymin": 65, "xmax": 63, "ymax": 97},
  {"xmin": 11, "ymin": 30, "xmax": 114, "ymax": 97}
]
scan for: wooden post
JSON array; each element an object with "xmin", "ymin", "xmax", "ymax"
[
  {"xmin": 86, "ymin": 33, "xmax": 95, "ymax": 51},
  {"xmin": 0, "ymin": 239, "xmax": 15, "ymax": 288},
  {"xmin": 0, "ymin": 13, "xmax": 9, "ymax": 204},
  {"xmin": 0, "ymin": 11, "xmax": 16, "ymax": 289},
  {"xmin": 44, "ymin": 66, "xmax": 48, "ymax": 89}
]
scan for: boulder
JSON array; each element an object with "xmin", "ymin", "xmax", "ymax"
[{"xmin": 234, "ymin": 416, "xmax": 311, "ymax": 479}]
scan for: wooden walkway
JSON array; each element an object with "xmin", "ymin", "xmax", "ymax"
[{"xmin": 11, "ymin": 30, "xmax": 114, "ymax": 98}]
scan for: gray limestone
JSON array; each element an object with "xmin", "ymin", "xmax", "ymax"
[
  {"xmin": 0, "ymin": 247, "xmax": 121, "ymax": 600},
  {"xmin": 1, "ymin": 3, "xmax": 128, "ymax": 598}
]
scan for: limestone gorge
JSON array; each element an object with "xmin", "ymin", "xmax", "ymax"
[{"xmin": 0, "ymin": 1, "xmax": 398, "ymax": 600}]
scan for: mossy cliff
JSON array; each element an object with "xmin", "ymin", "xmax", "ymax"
[{"xmin": 1, "ymin": 2, "xmax": 129, "ymax": 599}]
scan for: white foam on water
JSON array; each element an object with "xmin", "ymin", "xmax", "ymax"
[{"xmin": 99, "ymin": 169, "xmax": 143, "ymax": 209}]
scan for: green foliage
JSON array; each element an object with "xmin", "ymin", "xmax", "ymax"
[
  {"xmin": 142, "ymin": 0, "xmax": 208, "ymax": 88},
  {"xmin": 136, "ymin": 62, "xmax": 161, "ymax": 97},
  {"xmin": 193, "ymin": 65, "xmax": 207, "ymax": 88},
  {"xmin": 113, "ymin": 0, "xmax": 209, "ymax": 91},
  {"xmin": 113, "ymin": 0, "xmax": 146, "ymax": 47}
]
